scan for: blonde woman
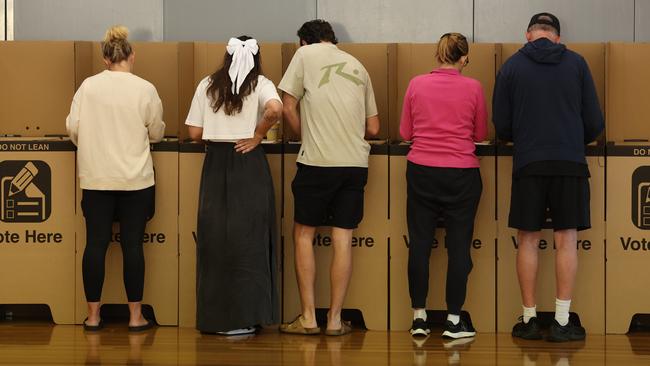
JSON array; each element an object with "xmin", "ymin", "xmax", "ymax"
[{"xmin": 67, "ymin": 25, "xmax": 164, "ymax": 332}]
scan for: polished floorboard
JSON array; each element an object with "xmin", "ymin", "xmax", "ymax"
[{"xmin": 0, "ymin": 323, "xmax": 649, "ymax": 365}]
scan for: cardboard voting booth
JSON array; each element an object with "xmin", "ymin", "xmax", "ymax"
[
  {"xmin": 604, "ymin": 43, "xmax": 650, "ymax": 333},
  {"xmin": 178, "ymin": 142, "xmax": 283, "ymax": 327},
  {"xmin": 388, "ymin": 143, "xmax": 497, "ymax": 332},
  {"xmin": 74, "ymin": 42, "xmax": 194, "ymax": 137},
  {"xmin": 395, "ymin": 43, "xmax": 500, "ymax": 142},
  {"xmin": 0, "ymin": 138, "xmax": 76, "ymax": 324},
  {"xmin": 282, "ymin": 143, "xmax": 389, "ymax": 330},
  {"xmin": 74, "ymin": 141, "xmax": 179, "ymax": 325},
  {"xmin": 605, "ymin": 144, "xmax": 650, "ymax": 333},
  {"xmin": 496, "ymin": 145, "xmax": 605, "ymax": 334},
  {"xmin": 0, "ymin": 42, "xmax": 77, "ymax": 137},
  {"xmin": 280, "ymin": 43, "xmax": 397, "ymax": 142}
]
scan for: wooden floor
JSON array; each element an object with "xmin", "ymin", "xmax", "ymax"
[{"xmin": 0, "ymin": 323, "xmax": 649, "ymax": 365}]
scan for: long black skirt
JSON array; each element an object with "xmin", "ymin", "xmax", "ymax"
[{"xmin": 196, "ymin": 142, "xmax": 279, "ymax": 332}]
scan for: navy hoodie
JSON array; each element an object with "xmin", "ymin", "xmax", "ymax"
[{"xmin": 493, "ymin": 38, "xmax": 604, "ymax": 171}]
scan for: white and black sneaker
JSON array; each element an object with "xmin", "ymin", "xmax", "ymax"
[
  {"xmin": 410, "ymin": 318, "xmax": 431, "ymax": 337},
  {"xmin": 442, "ymin": 319, "xmax": 476, "ymax": 339}
]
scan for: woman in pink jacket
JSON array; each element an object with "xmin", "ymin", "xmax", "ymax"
[{"xmin": 400, "ymin": 33, "xmax": 487, "ymax": 339}]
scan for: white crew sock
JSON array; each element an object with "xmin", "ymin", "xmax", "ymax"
[
  {"xmin": 414, "ymin": 309, "xmax": 427, "ymax": 321},
  {"xmin": 447, "ymin": 314, "xmax": 460, "ymax": 325},
  {"xmin": 523, "ymin": 305, "xmax": 537, "ymax": 324},
  {"xmin": 555, "ymin": 298, "xmax": 571, "ymax": 326}
]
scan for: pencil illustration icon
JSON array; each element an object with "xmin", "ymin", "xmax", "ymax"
[
  {"xmin": 8, "ymin": 162, "xmax": 39, "ymax": 197},
  {"xmin": 1, "ymin": 160, "xmax": 51, "ymax": 223}
]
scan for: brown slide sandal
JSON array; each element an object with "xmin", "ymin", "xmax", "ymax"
[
  {"xmin": 279, "ymin": 315, "xmax": 321, "ymax": 335},
  {"xmin": 325, "ymin": 321, "xmax": 352, "ymax": 336}
]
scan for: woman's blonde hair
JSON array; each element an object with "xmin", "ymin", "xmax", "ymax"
[
  {"xmin": 436, "ymin": 33, "xmax": 469, "ymax": 65},
  {"xmin": 101, "ymin": 25, "xmax": 133, "ymax": 64}
]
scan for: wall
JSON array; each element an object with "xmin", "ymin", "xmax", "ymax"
[
  {"xmin": 13, "ymin": 0, "xmax": 163, "ymax": 41},
  {"xmin": 163, "ymin": 0, "xmax": 316, "ymax": 42},
  {"xmin": 1, "ymin": 0, "xmax": 6, "ymax": 40},
  {"xmin": 316, "ymin": 0, "xmax": 473, "ymax": 42},
  {"xmin": 9, "ymin": 0, "xmax": 646, "ymax": 42},
  {"xmin": 474, "ymin": 0, "xmax": 636, "ymax": 42},
  {"xmin": 636, "ymin": 0, "xmax": 650, "ymax": 41}
]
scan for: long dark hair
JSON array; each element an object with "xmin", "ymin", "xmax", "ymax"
[{"xmin": 206, "ymin": 35, "xmax": 263, "ymax": 115}]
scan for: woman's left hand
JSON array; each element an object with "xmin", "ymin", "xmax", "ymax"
[{"xmin": 235, "ymin": 134, "xmax": 264, "ymax": 154}]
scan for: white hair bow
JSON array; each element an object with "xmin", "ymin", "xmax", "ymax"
[{"xmin": 226, "ymin": 37, "xmax": 259, "ymax": 95}]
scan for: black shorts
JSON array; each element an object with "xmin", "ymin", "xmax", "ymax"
[
  {"xmin": 292, "ymin": 163, "xmax": 368, "ymax": 229},
  {"xmin": 508, "ymin": 175, "xmax": 591, "ymax": 231}
]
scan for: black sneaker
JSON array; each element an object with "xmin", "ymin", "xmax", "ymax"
[
  {"xmin": 512, "ymin": 317, "xmax": 543, "ymax": 340},
  {"xmin": 442, "ymin": 318, "xmax": 476, "ymax": 339},
  {"xmin": 410, "ymin": 318, "xmax": 431, "ymax": 337},
  {"xmin": 547, "ymin": 319, "xmax": 586, "ymax": 342}
]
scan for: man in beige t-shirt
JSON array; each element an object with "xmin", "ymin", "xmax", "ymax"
[{"xmin": 278, "ymin": 19, "xmax": 379, "ymax": 336}]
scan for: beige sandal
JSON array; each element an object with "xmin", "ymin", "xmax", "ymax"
[
  {"xmin": 325, "ymin": 321, "xmax": 352, "ymax": 336},
  {"xmin": 279, "ymin": 315, "xmax": 321, "ymax": 335}
]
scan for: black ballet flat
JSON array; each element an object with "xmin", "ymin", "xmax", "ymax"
[
  {"xmin": 83, "ymin": 318, "xmax": 104, "ymax": 332},
  {"xmin": 128, "ymin": 319, "xmax": 156, "ymax": 332}
]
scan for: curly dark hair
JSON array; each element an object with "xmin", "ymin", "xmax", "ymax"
[{"xmin": 297, "ymin": 19, "xmax": 338, "ymax": 45}]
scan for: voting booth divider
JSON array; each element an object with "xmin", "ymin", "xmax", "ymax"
[
  {"xmin": 178, "ymin": 142, "xmax": 283, "ymax": 327},
  {"xmin": 388, "ymin": 143, "xmax": 497, "ymax": 332},
  {"xmin": 0, "ymin": 42, "xmax": 78, "ymax": 137},
  {"xmin": 495, "ymin": 145, "xmax": 606, "ymax": 334},
  {"xmin": 606, "ymin": 43, "xmax": 650, "ymax": 142},
  {"xmin": 73, "ymin": 141, "xmax": 180, "ymax": 325},
  {"xmin": 282, "ymin": 143, "xmax": 390, "ymax": 330},
  {"xmin": 0, "ymin": 138, "xmax": 77, "ymax": 324}
]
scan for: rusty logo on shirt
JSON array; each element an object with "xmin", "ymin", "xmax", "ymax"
[{"xmin": 318, "ymin": 62, "xmax": 364, "ymax": 88}]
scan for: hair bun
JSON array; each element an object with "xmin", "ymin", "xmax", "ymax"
[{"xmin": 104, "ymin": 25, "xmax": 129, "ymax": 43}]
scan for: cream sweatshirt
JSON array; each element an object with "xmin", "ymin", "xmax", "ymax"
[{"xmin": 66, "ymin": 70, "xmax": 165, "ymax": 190}]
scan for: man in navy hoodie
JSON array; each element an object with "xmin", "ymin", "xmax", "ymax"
[{"xmin": 493, "ymin": 13, "xmax": 604, "ymax": 342}]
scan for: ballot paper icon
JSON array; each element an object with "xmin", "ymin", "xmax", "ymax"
[{"xmin": 0, "ymin": 161, "xmax": 51, "ymax": 223}]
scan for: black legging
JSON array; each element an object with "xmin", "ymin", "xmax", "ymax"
[
  {"xmin": 406, "ymin": 162, "xmax": 482, "ymax": 315},
  {"xmin": 81, "ymin": 187, "xmax": 155, "ymax": 302}
]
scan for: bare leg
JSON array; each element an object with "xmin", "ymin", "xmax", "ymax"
[
  {"xmin": 516, "ymin": 230, "xmax": 541, "ymax": 307},
  {"xmin": 554, "ymin": 229, "xmax": 578, "ymax": 300},
  {"xmin": 327, "ymin": 227, "xmax": 353, "ymax": 331},
  {"xmin": 294, "ymin": 222, "xmax": 318, "ymax": 328}
]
